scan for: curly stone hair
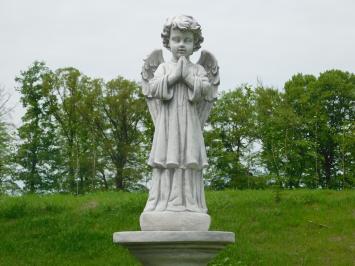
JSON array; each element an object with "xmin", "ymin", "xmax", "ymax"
[{"xmin": 161, "ymin": 15, "xmax": 204, "ymax": 52}]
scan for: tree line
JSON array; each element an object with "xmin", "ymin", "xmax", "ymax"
[{"xmin": 0, "ymin": 62, "xmax": 353, "ymax": 194}]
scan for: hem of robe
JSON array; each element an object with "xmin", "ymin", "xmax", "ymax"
[
  {"xmin": 143, "ymin": 167, "xmax": 208, "ymax": 214},
  {"xmin": 147, "ymin": 161, "xmax": 209, "ymax": 170},
  {"xmin": 144, "ymin": 206, "xmax": 208, "ymax": 213}
]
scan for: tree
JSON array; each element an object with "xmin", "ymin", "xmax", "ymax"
[
  {"xmin": 284, "ymin": 70, "xmax": 355, "ymax": 188},
  {"xmin": 79, "ymin": 76, "xmax": 149, "ymax": 190},
  {"xmin": 45, "ymin": 67, "xmax": 93, "ymax": 193},
  {"xmin": 0, "ymin": 87, "xmax": 18, "ymax": 194},
  {"xmin": 15, "ymin": 62, "xmax": 62, "ymax": 193},
  {"xmin": 313, "ymin": 70, "xmax": 354, "ymax": 187},
  {"xmin": 205, "ymin": 86, "xmax": 258, "ymax": 189},
  {"xmin": 255, "ymin": 86, "xmax": 286, "ymax": 186}
]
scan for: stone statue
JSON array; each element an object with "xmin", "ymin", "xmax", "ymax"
[
  {"xmin": 114, "ymin": 16, "xmax": 234, "ymax": 265},
  {"xmin": 140, "ymin": 15, "xmax": 220, "ymax": 231}
]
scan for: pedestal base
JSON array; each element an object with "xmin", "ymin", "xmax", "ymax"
[
  {"xmin": 140, "ymin": 211, "xmax": 211, "ymax": 231},
  {"xmin": 113, "ymin": 231, "xmax": 235, "ymax": 266}
]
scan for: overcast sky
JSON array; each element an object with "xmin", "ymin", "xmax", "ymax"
[{"xmin": 1, "ymin": 0, "xmax": 354, "ymax": 126}]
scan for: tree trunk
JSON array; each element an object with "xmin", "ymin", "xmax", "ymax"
[
  {"xmin": 99, "ymin": 169, "xmax": 108, "ymax": 190},
  {"xmin": 68, "ymin": 158, "xmax": 75, "ymax": 192},
  {"xmin": 67, "ymin": 136, "xmax": 76, "ymax": 192},
  {"xmin": 29, "ymin": 148, "xmax": 38, "ymax": 193},
  {"xmin": 115, "ymin": 168, "xmax": 124, "ymax": 190},
  {"xmin": 323, "ymin": 150, "xmax": 334, "ymax": 188}
]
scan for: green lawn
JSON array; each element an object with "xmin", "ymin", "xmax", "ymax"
[{"xmin": 0, "ymin": 190, "xmax": 354, "ymax": 265}]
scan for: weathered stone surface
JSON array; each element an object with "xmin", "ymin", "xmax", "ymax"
[
  {"xmin": 112, "ymin": 15, "xmax": 234, "ymax": 266},
  {"xmin": 113, "ymin": 231, "xmax": 235, "ymax": 266},
  {"xmin": 140, "ymin": 211, "xmax": 211, "ymax": 231},
  {"xmin": 139, "ymin": 15, "xmax": 220, "ymax": 229}
]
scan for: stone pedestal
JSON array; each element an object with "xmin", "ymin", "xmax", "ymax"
[
  {"xmin": 140, "ymin": 211, "xmax": 211, "ymax": 231},
  {"xmin": 113, "ymin": 231, "xmax": 235, "ymax": 266}
]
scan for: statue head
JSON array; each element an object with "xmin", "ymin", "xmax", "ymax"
[{"xmin": 161, "ymin": 15, "xmax": 204, "ymax": 58}]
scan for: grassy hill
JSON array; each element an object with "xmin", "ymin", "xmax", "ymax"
[{"xmin": 0, "ymin": 190, "xmax": 354, "ymax": 265}]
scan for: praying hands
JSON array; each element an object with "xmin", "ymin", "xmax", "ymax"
[{"xmin": 167, "ymin": 56, "xmax": 194, "ymax": 89}]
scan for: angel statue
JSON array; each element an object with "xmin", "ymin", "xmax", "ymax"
[{"xmin": 140, "ymin": 15, "xmax": 219, "ymax": 231}]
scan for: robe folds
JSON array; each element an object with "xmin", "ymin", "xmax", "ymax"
[{"xmin": 143, "ymin": 61, "xmax": 212, "ymax": 213}]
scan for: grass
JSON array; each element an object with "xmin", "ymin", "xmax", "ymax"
[{"xmin": 0, "ymin": 190, "xmax": 354, "ymax": 265}]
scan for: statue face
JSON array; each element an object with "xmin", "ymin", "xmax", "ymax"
[{"xmin": 169, "ymin": 28, "xmax": 194, "ymax": 60}]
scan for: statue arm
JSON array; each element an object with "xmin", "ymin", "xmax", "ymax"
[{"xmin": 148, "ymin": 63, "xmax": 174, "ymax": 101}]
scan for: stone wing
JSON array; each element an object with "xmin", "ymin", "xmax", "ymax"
[
  {"xmin": 141, "ymin": 49, "xmax": 164, "ymax": 126},
  {"xmin": 196, "ymin": 50, "xmax": 220, "ymax": 128}
]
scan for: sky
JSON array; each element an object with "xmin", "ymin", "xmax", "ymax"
[{"xmin": 1, "ymin": 0, "xmax": 354, "ymax": 126}]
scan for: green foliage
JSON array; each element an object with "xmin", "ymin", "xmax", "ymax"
[
  {"xmin": 15, "ymin": 62, "xmax": 63, "ymax": 193},
  {"xmin": 253, "ymin": 70, "xmax": 355, "ymax": 189},
  {"xmin": 282, "ymin": 70, "xmax": 355, "ymax": 188},
  {"xmin": 78, "ymin": 76, "xmax": 150, "ymax": 190},
  {"xmin": 0, "ymin": 190, "xmax": 354, "ymax": 265},
  {"xmin": 13, "ymin": 62, "xmax": 151, "ymax": 194},
  {"xmin": 48, "ymin": 67, "xmax": 87, "ymax": 192},
  {"xmin": 255, "ymin": 87, "xmax": 284, "ymax": 178},
  {"xmin": 0, "ymin": 121, "xmax": 17, "ymax": 194},
  {"xmin": 0, "ymin": 88, "xmax": 18, "ymax": 195},
  {"xmin": 8, "ymin": 62, "xmax": 355, "ymax": 192},
  {"xmin": 205, "ymin": 86, "xmax": 259, "ymax": 189}
]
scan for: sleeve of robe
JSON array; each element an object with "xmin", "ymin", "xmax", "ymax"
[
  {"xmin": 187, "ymin": 64, "xmax": 212, "ymax": 103},
  {"xmin": 147, "ymin": 63, "xmax": 174, "ymax": 101}
]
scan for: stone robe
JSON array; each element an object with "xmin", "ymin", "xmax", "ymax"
[{"xmin": 143, "ymin": 61, "xmax": 212, "ymax": 213}]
